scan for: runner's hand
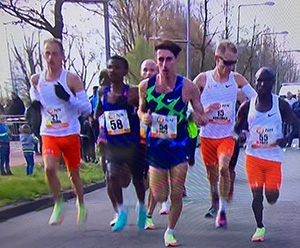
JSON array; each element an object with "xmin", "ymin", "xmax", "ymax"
[
  {"xmin": 276, "ymin": 138, "xmax": 288, "ymax": 148},
  {"xmin": 238, "ymin": 131, "xmax": 248, "ymax": 144},
  {"xmin": 55, "ymin": 82, "xmax": 70, "ymax": 101},
  {"xmin": 142, "ymin": 109, "xmax": 152, "ymax": 125},
  {"xmin": 205, "ymin": 102, "xmax": 221, "ymax": 114}
]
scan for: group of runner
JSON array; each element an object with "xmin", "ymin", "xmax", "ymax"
[{"xmin": 30, "ymin": 38, "xmax": 297, "ymax": 247}]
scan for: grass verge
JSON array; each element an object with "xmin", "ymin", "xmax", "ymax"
[{"xmin": 0, "ymin": 161, "xmax": 104, "ymax": 207}]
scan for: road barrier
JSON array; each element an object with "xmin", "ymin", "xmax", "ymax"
[{"xmin": 4, "ymin": 115, "xmax": 27, "ymax": 141}]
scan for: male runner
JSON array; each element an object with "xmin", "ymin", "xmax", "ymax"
[
  {"xmin": 234, "ymin": 67, "xmax": 297, "ymax": 241},
  {"xmin": 139, "ymin": 59, "xmax": 169, "ymax": 230},
  {"xmin": 193, "ymin": 40, "xmax": 257, "ymax": 228},
  {"xmin": 138, "ymin": 41, "xmax": 208, "ymax": 246},
  {"xmin": 98, "ymin": 55, "xmax": 146, "ymax": 232},
  {"xmin": 30, "ymin": 38, "xmax": 91, "ymax": 226}
]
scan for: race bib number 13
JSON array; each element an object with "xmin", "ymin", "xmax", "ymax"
[
  {"xmin": 151, "ymin": 113, "xmax": 177, "ymax": 139},
  {"xmin": 105, "ymin": 109, "xmax": 131, "ymax": 135}
]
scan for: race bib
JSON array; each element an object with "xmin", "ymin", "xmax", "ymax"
[
  {"xmin": 251, "ymin": 126, "xmax": 277, "ymax": 148},
  {"xmin": 105, "ymin": 109, "xmax": 131, "ymax": 135},
  {"xmin": 151, "ymin": 113, "xmax": 177, "ymax": 139},
  {"xmin": 45, "ymin": 108, "xmax": 69, "ymax": 129},
  {"xmin": 209, "ymin": 102, "xmax": 232, "ymax": 125}
]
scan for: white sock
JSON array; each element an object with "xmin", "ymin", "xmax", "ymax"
[
  {"xmin": 137, "ymin": 201, "xmax": 144, "ymax": 208},
  {"xmin": 166, "ymin": 228, "xmax": 174, "ymax": 235},
  {"xmin": 219, "ymin": 199, "xmax": 227, "ymax": 212},
  {"xmin": 117, "ymin": 204, "xmax": 125, "ymax": 214}
]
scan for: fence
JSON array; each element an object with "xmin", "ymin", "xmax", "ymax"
[{"xmin": 4, "ymin": 115, "xmax": 27, "ymax": 141}]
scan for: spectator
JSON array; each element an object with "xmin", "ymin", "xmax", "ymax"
[
  {"xmin": 287, "ymin": 93, "xmax": 300, "ymax": 148},
  {"xmin": 5, "ymin": 92, "xmax": 25, "ymax": 115},
  {"xmin": 79, "ymin": 116, "xmax": 96, "ymax": 163},
  {"xmin": 26, "ymin": 101, "xmax": 42, "ymax": 154},
  {"xmin": 19, "ymin": 124, "xmax": 39, "ymax": 176},
  {"xmin": 285, "ymin": 91, "xmax": 297, "ymax": 108},
  {"xmin": 90, "ymin": 86, "xmax": 99, "ymax": 115},
  {"xmin": 99, "ymin": 68, "xmax": 110, "ymax": 87},
  {"xmin": 90, "ymin": 86, "xmax": 100, "ymax": 144},
  {"xmin": 0, "ymin": 115, "xmax": 12, "ymax": 176},
  {"xmin": 0, "ymin": 103, "xmax": 5, "ymax": 115}
]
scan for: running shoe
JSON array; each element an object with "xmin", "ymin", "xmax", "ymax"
[
  {"xmin": 204, "ymin": 207, "xmax": 218, "ymax": 218},
  {"xmin": 49, "ymin": 199, "xmax": 64, "ymax": 225},
  {"xmin": 144, "ymin": 217, "xmax": 155, "ymax": 230},
  {"xmin": 76, "ymin": 204, "xmax": 87, "ymax": 227},
  {"xmin": 164, "ymin": 231, "xmax": 178, "ymax": 247},
  {"xmin": 215, "ymin": 211, "xmax": 227, "ymax": 228},
  {"xmin": 137, "ymin": 205, "xmax": 147, "ymax": 231},
  {"xmin": 112, "ymin": 209, "xmax": 128, "ymax": 232},
  {"xmin": 159, "ymin": 202, "xmax": 169, "ymax": 215},
  {"xmin": 252, "ymin": 227, "xmax": 265, "ymax": 242},
  {"xmin": 110, "ymin": 213, "xmax": 118, "ymax": 226}
]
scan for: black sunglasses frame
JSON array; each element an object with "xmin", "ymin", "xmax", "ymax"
[{"xmin": 218, "ymin": 56, "xmax": 237, "ymax": 66}]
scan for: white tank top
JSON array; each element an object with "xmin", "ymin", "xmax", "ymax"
[
  {"xmin": 37, "ymin": 69, "xmax": 80, "ymax": 136},
  {"xmin": 200, "ymin": 70, "xmax": 238, "ymax": 138},
  {"xmin": 246, "ymin": 94, "xmax": 283, "ymax": 162}
]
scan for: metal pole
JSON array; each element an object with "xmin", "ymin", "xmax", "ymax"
[
  {"xmin": 236, "ymin": 5, "xmax": 241, "ymax": 44},
  {"xmin": 103, "ymin": 0, "xmax": 111, "ymax": 62},
  {"xmin": 186, "ymin": 0, "xmax": 191, "ymax": 79},
  {"xmin": 4, "ymin": 25, "xmax": 16, "ymax": 93}
]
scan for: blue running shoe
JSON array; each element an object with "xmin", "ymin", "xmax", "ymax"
[
  {"xmin": 137, "ymin": 205, "xmax": 146, "ymax": 231},
  {"xmin": 112, "ymin": 209, "xmax": 128, "ymax": 232}
]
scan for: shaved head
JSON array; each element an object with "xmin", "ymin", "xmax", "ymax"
[{"xmin": 140, "ymin": 59, "xmax": 158, "ymax": 79}]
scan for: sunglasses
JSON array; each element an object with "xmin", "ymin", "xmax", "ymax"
[{"xmin": 218, "ymin": 56, "xmax": 237, "ymax": 66}]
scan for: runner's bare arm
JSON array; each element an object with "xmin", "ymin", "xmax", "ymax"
[
  {"xmin": 138, "ymin": 79, "xmax": 152, "ymax": 125},
  {"xmin": 127, "ymin": 86, "xmax": 139, "ymax": 108},
  {"xmin": 193, "ymin": 72, "xmax": 206, "ymax": 94},
  {"xmin": 66, "ymin": 72, "xmax": 91, "ymax": 116},
  {"xmin": 182, "ymin": 78, "xmax": 208, "ymax": 126},
  {"xmin": 234, "ymin": 101, "xmax": 250, "ymax": 134},
  {"xmin": 193, "ymin": 72, "xmax": 220, "ymax": 114},
  {"xmin": 95, "ymin": 86, "xmax": 105, "ymax": 119},
  {"xmin": 29, "ymin": 74, "xmax": 41, "ymax": 102},
  {"xmin": 67, "ymin": 73, "xmax": 84, "ymax": 94}
]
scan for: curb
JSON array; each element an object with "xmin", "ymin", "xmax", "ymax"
[{"xmin": 0, "ymin": 180, "xmax": 106, "ymax": 222}]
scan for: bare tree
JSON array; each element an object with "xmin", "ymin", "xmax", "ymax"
[
  {"xmin": 0, "ymin": 0, "xmax": 107, "ymax": 40},
  {"xmin": 11, "ymin": 31, "xmax": 42, "ymax": 99}
]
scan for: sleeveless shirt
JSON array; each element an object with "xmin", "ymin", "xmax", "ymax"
[
  {"xmin": 200, "ymin": 70, "xmax": 238, "ymax": 138},
  {"xmin": 37, "ymin": 70, "xmax": 80, "ymax": 136},
  {"xmin": 102, "ymin": 85, "xmax": 140, "ymax": 147},
  {"xmin": 246, "ymin": 94, "xmax": 283, "ymax": 162}
]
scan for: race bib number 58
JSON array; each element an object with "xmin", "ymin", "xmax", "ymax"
[
  {"xmin": 151, "ymin": 113, "xmax": 177, "ymax": 139},
  {"xmin": 105, "ymin": 109, "xmax": 131, "ymax": 135}
]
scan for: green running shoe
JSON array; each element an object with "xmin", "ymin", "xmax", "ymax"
[
  {"xmin": 144, "ymin": 217, "xmax": 155, "ymax": 230},
  {"xmin": 76, "ymin": 204, "xmax": 87, "ymax": 227},
  {"xmin": 49, "ymin": 199, "xmax": 64, "ymax": 225},
  {"xmin": 164, "ymin": 231, "xmax": 178, "ymax": 247},
  {"xmin": 252, "ymin": 227, "xmax": 265, "ymax": 242}
]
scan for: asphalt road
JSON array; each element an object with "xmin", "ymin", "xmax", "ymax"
[{"xmin": 0, "ymin": 148, "xmax": 300, "ymax": 248}]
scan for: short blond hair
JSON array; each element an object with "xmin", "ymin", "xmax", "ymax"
[
  {"xmin": 215, "ymin": 40, "xmax": 237, "ymax": 55},
  {"xmin": 44, "ymin": 38, "xmax": 64, "ymax": 55}
]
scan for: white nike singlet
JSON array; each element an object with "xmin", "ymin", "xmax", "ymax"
[
  {"xmin": 200, "ymin": 70, "xmax": 238, "ymax": 138},
  {"xmin": 37, "ymin": 70, "xmax": 80, "ymax": 136},
  {"xmin": 246, "ymin": 94, "xmax": 283, "ymax": 162}
]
